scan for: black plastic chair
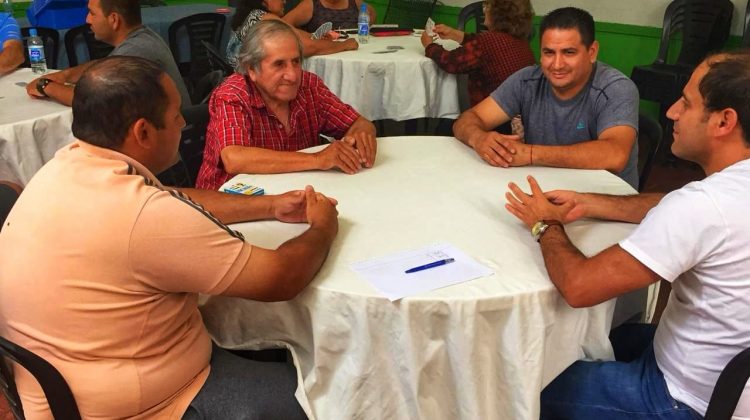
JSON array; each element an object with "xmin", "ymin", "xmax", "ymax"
[
  {"xmin": 158, "ymin": 103, "xmax": 210, "ymax": 188},
  {"xmin": 20, "ymin": 27, "xmax": 59, "ymax": 70},
  {"xmin": 630, "ymin": 0, "xmax": 732, "ymax": 159},
  {"xmin": 457, "ymin": 1, "xmax": 486, "ymax": 33},
  {"xmin": 704, "ymin": 347, "xmax": 750, "ymax": 420},
  {"xmin": 64, "ymin": 24, "xmax": 114, "ymax": 67},
  {"xmin": 201, "ymin": 39, "xmax": 234, "ymax": 76},
  {"xmin": 637, "ymin": 113, "xmax": 663, "ymax": 192},
  {"xmin": 0, "ymin": 336, "xmax": 81, "ymax": 420},
  {"xmin": 168, "ymin": 13, "xmax": 225, "ymax": 94},
  {"xmin": 383, "ymin": 0, "xmax": 437, "ymax": 30},
  {"xmin": 192, "ymin": 69, "xmax": 225, "ymax": 104}
]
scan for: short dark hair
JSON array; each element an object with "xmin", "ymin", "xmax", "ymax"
[
  {"xmin": 72, "ymin": 56, "xmax": 168, "ymax": 149},
  {"xmin": 487, "ymin": 0, "xmax": 534, "ymax": 40},
  {"xmin": 700, "ymin": 50, "xmax": 750, "ymax": 146},
  {"xmin": 100, "ymin": 0, "xmax": 142, "ymax": 26},
  {"xmin": 539, "ymin": 7, "xmax": 595, "ymax": 47}
]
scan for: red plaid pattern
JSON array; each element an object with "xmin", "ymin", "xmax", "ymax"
[
  {"xmin": 196, "ymin": 72, "xmax": 360, "ymax": 190},
  {"xmin": 426, "ymin": 32, "xmax": 536, "ymax": 106}
]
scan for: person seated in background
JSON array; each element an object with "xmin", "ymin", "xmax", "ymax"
[
  {"xmin": 421, "ymin": 0, "xmax": 535, "ymax": 108},
  {"xmin": 282, "ymin": 0, "xmax": 374, "ymax": 34},
  {"xmin": 505, "ymin": 50, "xmax": 750, "ymax": 419},
  {"xmin": 0, "ymin": 55, "xmax": 338, "ymax": 419},
  {"xmin": 197, "ymin": 20, "xmax": 376, "ymax": 190},
  {"xmin": 226, "ymin": 0, "xmax": 358, "ymax": 69},
  {"xmin": 0, "ymin": 11, "xmax": 23, "ymax": 75},
  {"xmin": 26, "ymin": 0, "xmax": 190, "ymax": 107},
  {"xmin": 453, "ymin": 7, "xmax": 639, "ymax": 190}
]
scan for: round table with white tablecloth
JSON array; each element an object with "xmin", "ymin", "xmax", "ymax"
[
  {"xmin": 302, "ymin": 35, "xmax": 461, "ymax": 121},
  {"xmin": 200, "ymin": 136, "xmax": 646, "ymax": 420},
  {"xmin": 0, "ymin": 68, "xmax": 74, "ymax": 186}
]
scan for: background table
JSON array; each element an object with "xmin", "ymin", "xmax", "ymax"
[
  {"xmin": 200, "ymin": 136, "xmax": 642, "ymax": 420},
  {"xmin": 302, "ymin": 36, "xmax": 461, "ymax": 121},
  {"xmin": 0, "ymin": 68, "xmax": 73, "ymax": 186}
]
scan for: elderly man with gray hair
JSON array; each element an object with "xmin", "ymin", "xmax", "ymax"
[{"xmin": 197, "ymin": 19, "xmax": 377, "ymax": 190}]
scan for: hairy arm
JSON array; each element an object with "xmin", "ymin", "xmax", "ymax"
[
  {"xmin": 545, "ymin": 190, "xmax": 665, "ymax": 224},
  {"xmin": 538, "ymin": 229, "xmax": 661, "ymax": 307},
  {"xmin": 26, "ymin": 61, "xmax": 98, "ymax": 105}
]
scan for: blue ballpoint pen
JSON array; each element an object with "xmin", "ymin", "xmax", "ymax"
[{"xmin": 405, "ymin": 258, "xmax": 455, "ymax": 274}]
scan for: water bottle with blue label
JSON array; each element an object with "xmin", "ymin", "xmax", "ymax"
[
  {"xmin": 357, "ymin": 3, "xmax": 369, "ymax": 44},
  {"xmin": 28, "ymin": 28, "xmax": 47, "ymax": 74}
]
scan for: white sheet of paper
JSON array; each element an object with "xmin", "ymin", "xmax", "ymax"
[{"xmin": 350, "ymin": 242, "xmax": 493, "ymax": 301}]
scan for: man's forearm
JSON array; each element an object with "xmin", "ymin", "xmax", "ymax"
[
  {"xmin": 581, "ymin": 192, "xmax": 664, "ymax": 223},
  {"xmin": 531, "ymin": 139, "xmax": 631, "ymax": 172},
  {"xmin": 345, "ymin": 116, "xmax": 375, "ymax": 137},
  {"xmin": 177, "ymin": 187, "xmax": 275, "ymax": 224},
  {"xmin": 453, "ymin": 110, "xmax": 487, "ymax": 147},
  {"xmin": 537, "ymin": 225, "xmax": 591, "ymax": 306},
  {"xmin": 0, "ymin": 42, "xmax": 24, "ymax": 74},
  {"xmin": 41, "ymin": 81, "xmax": 75, "ymax": 106},
  {"xmin": 221, "ymin": 146, "xmax": 322, "ymax": 175}
]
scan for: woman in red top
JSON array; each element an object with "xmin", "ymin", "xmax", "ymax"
[{"xmin": 421, "ymin": 0, "xmax": 535, "ymax": 107}]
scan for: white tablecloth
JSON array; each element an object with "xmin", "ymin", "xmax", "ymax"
[
  {"xmin": 200, "ymin": 136, "xmax": 639, "ymax": 420},
  {"xmin": 302, "ymin": 36, "xmax": 461, "ymax": 121},
  {"xmin": 0, "ymin": 68, "xmax": 73, "ymax": 185}
]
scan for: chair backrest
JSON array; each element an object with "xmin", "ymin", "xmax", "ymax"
[
  {"xmin": 0, "ymin": 336, "xmax": 81, "ymax": 420},
  {"xmin": 157, "ymin": 103, "xmax": 210, "ymax": 187},
  {"xmin": 637, "ymin": 113, "xmax": 662, "ymax": 192},
  {"xmin": 200, "ymin": 40, "xmax": 234, "ymax": 76},
  {"xmin": 168, "ymin": 13, "xmax": 225, "ymax": 90},
  {"xmin": 20, "ymin": 27, "xmax": 59, "ymax": 70},
  {"xmin": 704, "ymin": 347, "xmax": 750, "ymax": 420},
  {"xmin": 457, "ymin": 2, "xmax": 486, "ymax": 33},
  {"xmin": 383, "ymin": 0, "xmax": 437, "ymax": 30},
  {"xmin": 655, "ymin": 0, "xmax": 733, "ymax": 67},
  {"xmin": 63, "ymin": 24, "xmax": 114, "ymax": 67},
  {"xmin": 192, "ymin": 69, "xmax": 225, "ymax": 104}
]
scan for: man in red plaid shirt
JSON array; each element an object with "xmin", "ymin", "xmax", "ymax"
[{"xmin": 197, "ymin": 20, "xmax": 377, "ymax": 190}]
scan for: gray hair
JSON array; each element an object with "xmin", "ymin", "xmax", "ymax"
[{"xmin": 236, "ymin": 20, "xmax": 304, "ymax": 74}]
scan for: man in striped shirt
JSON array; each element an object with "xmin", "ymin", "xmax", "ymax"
[{"xmin": 197, "ymin": 20, "xmax": 377, "ymax": 190}]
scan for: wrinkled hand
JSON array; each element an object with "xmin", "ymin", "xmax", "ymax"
[
  {"xmin": 343, "ymin": 132, "xmax": 376, "ymax": 168},
  {"xmin": 315, "ymin": 137, "xmax": 363, "ymax": 174},
  {"xmin": 504, "ymin": 176, "xmax": 572, "ymax": 228},
  {"xmin": 271, "ymin": 189, "xmax": 339, "ymax": 223},
  {"xmin": 433, "ymin": 24, "xmax": 460, "ymax": 41},
  {"xmin": 470, "ymin": 132, "xmax": 528, "ymax": 167},
  {"xmin": 304, "ymin": 185, "xmax": 339, "ymax": 233},
  {"xmin": 420, "ymin": 30, "xmax": 436, "ymax": 47}
]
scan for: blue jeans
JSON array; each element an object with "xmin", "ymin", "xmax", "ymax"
[{"xmin": 540, "ymin": 324, "xmax": 702, "ymax": 420}]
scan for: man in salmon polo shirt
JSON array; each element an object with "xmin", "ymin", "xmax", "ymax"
[{"xmin": 0, "ymin": 56, "xmax": 337, "ymax": 419}]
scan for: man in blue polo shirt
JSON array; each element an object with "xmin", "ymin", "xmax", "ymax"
[{"xmin": 0, "ymin": 11, "xmax": 23, "ymax": 74}]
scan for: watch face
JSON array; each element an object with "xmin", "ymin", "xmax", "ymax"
[{"xmin": 531, "ymin": 221, "xmax": 545, "ymax": 237}]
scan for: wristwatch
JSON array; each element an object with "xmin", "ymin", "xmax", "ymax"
[
  {"xmin": 36, "ymin": 78, "xmax": 51, "ymax": 97},
  {"xmin": 531, "ymin": 220, "xmax": 563, "ymax": 242}
]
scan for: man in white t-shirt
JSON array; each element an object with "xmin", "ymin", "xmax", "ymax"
[{"xmin": 504, "ymin": 50, "xmax": 750, "ymax": 419}]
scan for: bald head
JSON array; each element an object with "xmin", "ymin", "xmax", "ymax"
[{"xmin": 72, "ymin": 56, "xmax": 168, "ymax": 149}]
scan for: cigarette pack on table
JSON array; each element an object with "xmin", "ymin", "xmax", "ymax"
[{"xmin": 223, "ymin": 182, "xmax": 264, "ymax": 196}]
